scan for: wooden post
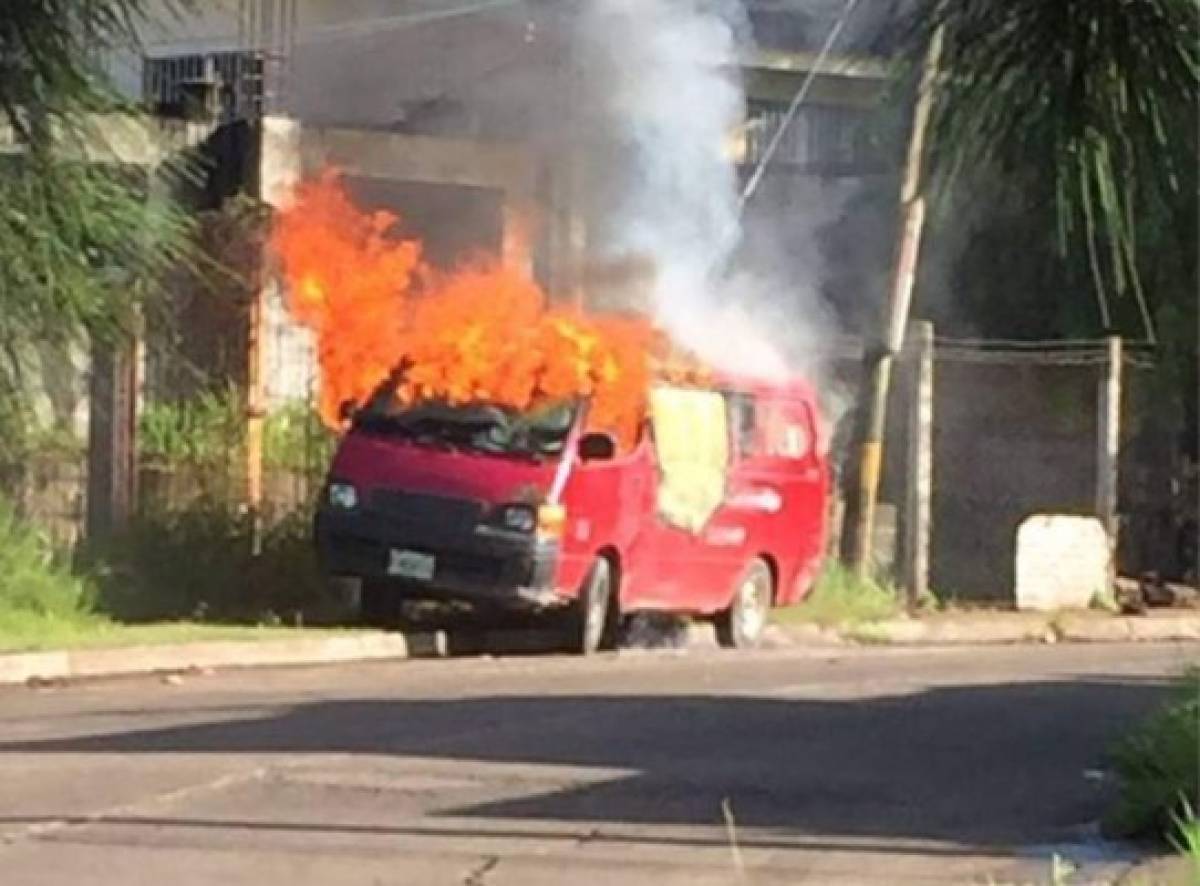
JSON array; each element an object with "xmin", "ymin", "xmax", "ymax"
[
  {"xmin": 1096, "ymin": 335, "xmax": 1122, "ymax": 562},
  {"xmin": 904, "ymin": 320, "xmax": 934, "ymax": 605},
  {"xmin": 86, "ymin": 328, "xmax": 139, "ymax": 540},
  {"xmin": 246, "ymin": 270, "xmax": 267, "ymax": 555},
  {"xmin": 842, "ymin": 25, "xmax": 943, "ymax": 578},
  {"xmin": 245, "ymin": 116, "xmax": 268, "ymax": 555}
]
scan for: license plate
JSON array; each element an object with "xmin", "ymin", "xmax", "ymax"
[{"xmin": 387, "ymin": 549, "xmax": 436, "ymax": 581}]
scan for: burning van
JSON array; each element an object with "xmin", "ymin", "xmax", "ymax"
[
  {"xmin": 316, "ymin": 373, "xmax": 828, "ymax": 653},
  {"xmin": 273, "ymin": 173, "xmax": 829, "ymax": 651}
]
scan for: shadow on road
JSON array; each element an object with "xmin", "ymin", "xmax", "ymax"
[{"xmin": 0, "ymin": 676, "xmax": 1172, "ymax": 849}]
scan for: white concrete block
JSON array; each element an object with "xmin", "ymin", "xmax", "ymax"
[{"xmin": 1015, "ymin": 515, "xmax": 1110, "ymax": 611}]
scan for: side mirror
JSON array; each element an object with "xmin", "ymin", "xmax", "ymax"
[{"xmin": 578, "ymin": 431, "xmax": 616, "ymax": 462}]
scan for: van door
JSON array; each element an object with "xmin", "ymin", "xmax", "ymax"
[
  {"xmin": 623, "ymin": 386, "xmax": 732, "ymax": 611},
  {"xmin": 676, "ymin": 390, "xmax": 779, "ymax": 613}
]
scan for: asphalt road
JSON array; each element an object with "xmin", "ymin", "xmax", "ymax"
[{"xmin": 0, "ymin": 642, "xmax": 1195, "ymax": 885}]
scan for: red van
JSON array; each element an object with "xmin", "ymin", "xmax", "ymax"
[{"xmin": 316, "ymin": 374, "xmax": 829, "ymax": 652}]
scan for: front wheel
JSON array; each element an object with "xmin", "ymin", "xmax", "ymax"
[
  {"xmin": 572, "ymin": 557, "xmax": 617, "ymax": 655},
  {"xmin": 715, "ymin": 559, "xmax": 773, "ymax": 649},
  {"xmin": 359, "ymin": 579, "xmax": 398, "ymax": 628}
]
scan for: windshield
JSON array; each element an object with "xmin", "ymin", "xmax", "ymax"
[{"xmin": 352, "ymin": 386, "xmax": 579, "ymax": 459}]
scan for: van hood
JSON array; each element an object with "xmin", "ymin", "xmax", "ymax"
[{"xmin": 329, "ymin": 430, "xmax": 560, "ymax": 505}]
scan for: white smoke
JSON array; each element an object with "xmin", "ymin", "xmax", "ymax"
[{"xmin": 572, "ymin": 0, "xmax": 798, "ymax": 379}]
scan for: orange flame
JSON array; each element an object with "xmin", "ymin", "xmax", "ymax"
[{"xmin": 271, "ymin": 170, "xmax": 702, "ymax": 447}]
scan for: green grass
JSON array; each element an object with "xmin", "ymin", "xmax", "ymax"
[
  {"xmin": 0, "ymin": 490, "xmax": 353, "ymax": 654},
  {"xmin": 0, "ymin": 616, "xmax": 342, "ymax": 654},
  {"xmin": 773, "ymin": 564, "xmax": 902, "ymax": 628},
  {"xmin": 1105, "ymin": 668, "xmax": 1200, "ymax": 843}
]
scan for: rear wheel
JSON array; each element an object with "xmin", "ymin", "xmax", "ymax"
[
  {"xmin": 715, "ymin": 559, "xmax": 773, "ymax": 649},
  {"xmin": 573, "ymin": 557, "xmax": 617, "ymax": 655}
]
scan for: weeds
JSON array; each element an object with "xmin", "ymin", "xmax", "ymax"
[
  {"xmin": 1105, "ymin": 668, "xmax": 1200, "ymax": 842},
  {"xmin": 139, "ymin": 386, "xmax": 244, "ymax": 467},
  {"xmin": 1169, "ymin": 797, "xmax": 1200, "ymax": 872},
  {"xmin": 775, "ymin": 563, "xmax": 901, "ymax": 627},
  {"xmin": 0, "ymin": 495, "xmax": 106, "ymax": 649}
]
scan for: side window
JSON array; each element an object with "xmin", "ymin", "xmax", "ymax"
[
  {"xmin": 726, "ymin": 392, "xmax": 759, "ymax": 458},
  {"xmin": 763, "ymin": 400, "xmax": 813, "ymax": 461}
]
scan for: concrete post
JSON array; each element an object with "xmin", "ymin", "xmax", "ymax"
[
  {"xmin": 1096, "ymin": 335, "xmax": 1122, "ymax": 560},
  {"xmin": 904, "ymin": 320, "xmax": 934, "ymax": 605}
]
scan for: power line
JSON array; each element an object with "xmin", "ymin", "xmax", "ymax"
[
  {"xmin": 738, "ymin": 0, "xmax": 861, "ymax": 210},
  {"xmin": 291, "ymin": 0, "xmax": 526, "ymax": 45},
  {"xmin": 143, "ymin": 0, "xmax": 526, "ymax": 52}
]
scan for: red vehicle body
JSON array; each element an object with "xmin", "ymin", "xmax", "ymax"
[{"xmin": 316, "ymin": 374, "xmax": 829, "ymax": 651}]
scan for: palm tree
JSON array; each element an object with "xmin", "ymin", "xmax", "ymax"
[{"xmin": 906, "ymin": 0, "xmax": 1198, "ymax": 339}]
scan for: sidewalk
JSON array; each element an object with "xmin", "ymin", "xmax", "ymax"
[{"xmin": 2, "ymin": 609, "xmax": 1198, "ymax": 687}]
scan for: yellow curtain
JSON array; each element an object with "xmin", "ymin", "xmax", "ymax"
[{"xmin": 649, "ymin": 386, "xmax": 730, "ymax": 533}]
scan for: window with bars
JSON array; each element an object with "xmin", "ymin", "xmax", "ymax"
[
  {"xmin": 744, "ymin": 101, "xmax": 882, "ymax": 175},
  {"xmin": 142, "ymin": 51, "xmax": 265, "ymax": 121}
]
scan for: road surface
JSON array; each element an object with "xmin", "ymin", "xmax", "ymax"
[{"xmin": 0, "ymin": 641, "xmax": 1195, "ymax": 884}]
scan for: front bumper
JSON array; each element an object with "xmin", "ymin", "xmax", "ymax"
[{"xmin": 316, "ymin": 508, "xmax": 564, "ymax": 608}]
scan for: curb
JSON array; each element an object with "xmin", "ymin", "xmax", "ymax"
[
  {"xmin": 0, "ymin": 632, "xmax": 419, "ymax": 687},
  {"xmin": 777, "ymin": 611, "xmax": 1200, "ymax": 648},
  {"xmin": 0, "ymin": 626, "xmax": 580, "ymax": 687},
  {"xmin": 3, "ymin": 612, "xmax": 1197, "ymax": 687}
]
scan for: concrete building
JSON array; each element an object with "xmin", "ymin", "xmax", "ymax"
[{"xmin": 111, "ymin": 1, "xmax": 894, "ymax": 404}]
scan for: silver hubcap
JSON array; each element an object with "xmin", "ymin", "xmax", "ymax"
[
  {"xmin": 583, "ymin": 566, "xmax": 610, "ymax": 650},
  {"xmin": 736, "ymin": 574, "xmax": 769, "ymax": 642}
]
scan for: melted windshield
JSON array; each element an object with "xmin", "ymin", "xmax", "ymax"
[{"xmin": 352, "ymin": 387, "xmax": 578, "ymax": 459}]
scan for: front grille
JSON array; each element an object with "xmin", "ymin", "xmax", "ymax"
[{"xmin": 369, "ymin": 490, "xmax": 484, "ymax": 535}]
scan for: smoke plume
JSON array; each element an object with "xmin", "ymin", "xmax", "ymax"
[{"xmin": 569, "ymin": 0, "xmax": 793, "ymax": 376}]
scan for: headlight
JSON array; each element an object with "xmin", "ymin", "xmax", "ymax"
[
  {"xmin": 327, "ymin": 482, "xmax": 358, "ymax": 510},
  {"xmin": 499, "ymin": 505, "xmax": 537, "ymax": 533}
]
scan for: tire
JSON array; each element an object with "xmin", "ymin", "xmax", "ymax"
[
  {"xmin": 716, "ymin": 559, "xmax": 773, "ymax": 649},
  {"xmin": 359, "ymin": 580, "xmax": 398, "ymax": 628},
  {"xmin": 573, "ymin": 557, "xmax": 617, "ymax": 655}
]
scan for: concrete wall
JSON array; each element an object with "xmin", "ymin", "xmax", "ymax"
[{"xmin": 929, "ymin": 362, "xmax": 1098, "ymax": 600}]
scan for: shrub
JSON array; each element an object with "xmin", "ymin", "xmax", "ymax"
[
  {"xmin": 1105, "ymin": 668, "xmax": 1200, "ymax": 842},
  {"xmin": 91, "ymin": 499, "xmax": 342, "ymax": 626}
]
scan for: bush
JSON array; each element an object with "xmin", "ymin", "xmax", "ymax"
[
  {"xmin": 91, "ymin": 500, "xmax": 343, "ymax": 626},
  {"xmin": 1105, "ymin": 669, "xmax": 1200, "ymax": 842}
]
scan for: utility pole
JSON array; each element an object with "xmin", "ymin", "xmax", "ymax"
[{"xmin": 842, "ymin": 26, "xmax": 944, "ymax": 578}]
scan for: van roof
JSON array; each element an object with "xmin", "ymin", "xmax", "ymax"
[{"xmin": 703, "ymin": 371, "xmax": 819, "ymax": 402}]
